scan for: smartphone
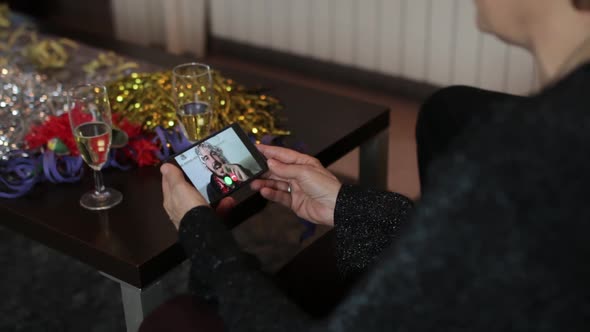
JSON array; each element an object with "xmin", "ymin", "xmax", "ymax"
[{"xmin": 167, "ymin": 123, "xmax": 268, "ymax": 206}]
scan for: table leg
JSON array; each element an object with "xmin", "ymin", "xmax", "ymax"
[
  {"xmin": 120, "ymin": 281, "xmax": 166, "ymax": 332},
  {"xmin": 359, "ymin": 129, "xmax": 389, "ymax": 190},
  {"xmin": 100, "ymin": 272, "xmax": 167, "ymax": 332}
]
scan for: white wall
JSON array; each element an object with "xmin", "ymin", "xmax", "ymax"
[
  {"xmin": 110, "ymin": 0, "xmax": 540, "ymax": 95},
  {"xmin": 209, "ymin": 0, "xmax": 540, "ymax": 95}
]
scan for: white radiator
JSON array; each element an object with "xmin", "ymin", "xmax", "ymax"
[{"xmin": 209, "ymin": 0, "xmax": 539, "ymax": 95}]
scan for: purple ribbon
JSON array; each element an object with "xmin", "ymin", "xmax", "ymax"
[
  {"xmin": 298, "ymin": 218, "xmax": 317, "ymax": 243},
  {"xmin": 0, "ymin": 148, "xmax": 131, "ymax": 198},
  {"xmin": 43, "ymin": 150, "xmax": 84, "ymax": 184},
  {"xmin": 153, "ymin": 126, "xmax": 192, "ymax": 160},
  {"xmin": 0, "ymin": 127, "xmax": 194, "ymax": 198},
  {"xmin": 0, "ymin": 151, "xmax": 41, "ymax": 198},
  {"xmin": 105, "ymin": 149, "xmax": 133, "ymax": 171}
]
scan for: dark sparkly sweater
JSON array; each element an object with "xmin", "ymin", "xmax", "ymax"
[{"xmin": 178, "ymin": 64, "xmax": 590, "ymax": 331}]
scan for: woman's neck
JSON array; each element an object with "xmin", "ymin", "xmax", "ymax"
[{"xmin": 530, "ymin": 11, "xmax": 590, "ymax": 84}]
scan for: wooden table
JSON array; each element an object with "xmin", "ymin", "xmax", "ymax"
[{"xmin": 0, "ymin": 25, "xmax": 390, "ymax": 332}]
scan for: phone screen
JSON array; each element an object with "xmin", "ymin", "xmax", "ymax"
[{"xmin": 171, "ymin": 123, "xmax": 268, "ymax": 205}]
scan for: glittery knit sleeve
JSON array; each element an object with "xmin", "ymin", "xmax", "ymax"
[
  {"xmin": 178, "ymin": 206, "xmax": 314, "ymax": 331},
  {"xmin": 333, "ymin": 184, "xmax": 414, "ymax": 279}
]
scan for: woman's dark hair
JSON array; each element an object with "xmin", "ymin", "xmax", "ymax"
[{"xmin": 572, "ymin": 0, "xmax": 590, "ymax": 10}]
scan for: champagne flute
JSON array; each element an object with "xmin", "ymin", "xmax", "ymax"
[
  {"xmin": 172, "ymin": 63, "xmax": 214, "ymax": 142},
  {"xmin": 68, "ymin": 84, "xmax": 122, "ymax": 210}
]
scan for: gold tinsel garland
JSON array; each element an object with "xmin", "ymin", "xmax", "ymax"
[
  {"xmin": 0, "ymin": 4, "xmax": 10, "ymax": 29},
  {"xmin": 22, "ymin": 35, "xmax": 78, "ymax": 70},
  {"xmin": 0, "ymin": 4, "xmax": 289, "ymax": 141},
  {"xmin": 83, "ymin": 51, "xmax": 139, "ymax": 78},
  {"xmin": 0, "ymin": 22, "xmax": 78, "ymax": 70},
  {"xmin": 106, "ymin": 71, "xmax": 290, "ymax": 141}
]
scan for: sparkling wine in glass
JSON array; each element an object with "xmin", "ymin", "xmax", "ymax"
[
  {"xmin": 172, "ymin": 63, "xmax": 214, "ymax": 142},
  {"xmin": 68, "ymin": 84, "xmax": 122, "ymax": 210}
]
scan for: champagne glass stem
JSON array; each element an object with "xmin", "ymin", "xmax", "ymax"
[{"xmin": 93, "ymin": 170, "xmax": 106, "ymax": 195}]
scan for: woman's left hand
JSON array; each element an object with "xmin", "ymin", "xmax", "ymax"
[
  {"xmin": 161, "ymin": 163, "xmax": 208, "ymax": 229},
  {"xmin": 161, "ymin": 163, "xmax": 235, "ymax": 230}
]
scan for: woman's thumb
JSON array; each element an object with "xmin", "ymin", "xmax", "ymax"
[{"xmin": 161, "ymin": 163, "xmax": 184, "ymax": 187}]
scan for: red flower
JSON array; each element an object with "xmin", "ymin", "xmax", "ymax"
[
  {"xmin": 126, "ymin": 138, "xmax": 160, "ymax": 167},
  {"xmin": 113, "ymin": 114, "xmax": 142, "ymax": 138},
  {"xmin": 25, "ymin": 114, "xmax": 79, "ymax": 155},
  {"xmin": 25, "ymin": 113, "xmax": 160, "ymax": 167}
]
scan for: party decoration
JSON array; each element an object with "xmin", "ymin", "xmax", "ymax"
[
  {"xmin": 25, "ymin": 113, "xmax": 160, "ymax": 167},
  {"xmin": 22, "ymin": 34, "xmax": 78, "ymax": 70},
  {"xmin": 0, "ymin": 4, "xmax": 10, "ymax": 29},
  {"xmin": 0, "ymin": 151, "xmax": 40, "ymax": 198},
  {"xmin": 82, "ymin": 51, "xmax": 138, "ymax": 79},
  {"xmin": 47, "ymin": 137, "xmax": 70, "ymax": 156},
  {"xmin": 42, "ymin": 150, "xmax": 83, "ymax": 184},
  {"xmin": 152, "ymin": 126, "xmax": 191, "ymax": 161},
  {"xmin": 106, "ymin": 71, "xmax": 290, "ymax": 141},
  {"xmin": 126, "ymin": 138, "xmax": 160, "ymax": 167},
  {"xmin": 0, "ymin": 7, "xmax": 295, "ymax": 202},
  {"xmin": 107, "ymin": 71, "xmax": 174, "ymax": 131},
  {"xmin": 0, "ymin": 24, "xmax": 34, "ymax": 66},
  {"xmin": 26, "ymin": 114, "xmax": 78, "ymax": 155}
]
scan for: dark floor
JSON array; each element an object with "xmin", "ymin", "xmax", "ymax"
[
  {"xmin": 1, "ymin": 224, "xmax": 126, "ymax": 331},
  {"xmin": 0, "ymin": 55, "xmax": 420, "ymax": 331},
  {"xmin": 0, "ymin": 201, "xmax": 325, "ymax": 332}
]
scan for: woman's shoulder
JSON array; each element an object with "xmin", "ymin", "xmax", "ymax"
[
  {"xmin": 532, "ymin": 62, "xmax": 590, "ymax": 108},
  {"xmin": 464, "ymin": 62, "xmax": 590, "ymax": 143}
]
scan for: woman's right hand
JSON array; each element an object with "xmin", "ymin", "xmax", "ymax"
[{"xmin": 250, "ymin": 144, "xmax": 342, "ymax": 227}]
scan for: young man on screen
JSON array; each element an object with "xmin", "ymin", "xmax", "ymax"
[{"xmin": 196, "ymin": 142, "xmax": 254, "ymax": 203}]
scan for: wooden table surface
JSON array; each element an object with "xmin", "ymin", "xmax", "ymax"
[{"xmin": 0, "ymin": 23, "xmax": 390, "ymax": 288}]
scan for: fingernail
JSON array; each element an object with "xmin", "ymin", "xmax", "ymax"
[{"xmin": 160, "ymin": 164, "xmax": 168, "ymax": 175}]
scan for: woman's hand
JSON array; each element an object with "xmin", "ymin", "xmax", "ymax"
[
  {"xmin": 161, "ymin": 163, "xmax": 235, "ymax": 230},
  {"xmin": 250, "ymin": 145, "xmax": 342, "ymax": 226},
  {"xmin": 161, "ymin": 163, "xmax": 208, "ymax": 229}
]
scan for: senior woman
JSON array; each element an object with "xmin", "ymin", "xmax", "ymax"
[{"xmin": 155, "ymin": 0, "xmax": 590, "ymax": 330}]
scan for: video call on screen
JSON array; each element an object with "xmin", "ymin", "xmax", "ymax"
[{"xmin": 174, "ymin": 126, "xmax": 262, "ymax": 203}]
